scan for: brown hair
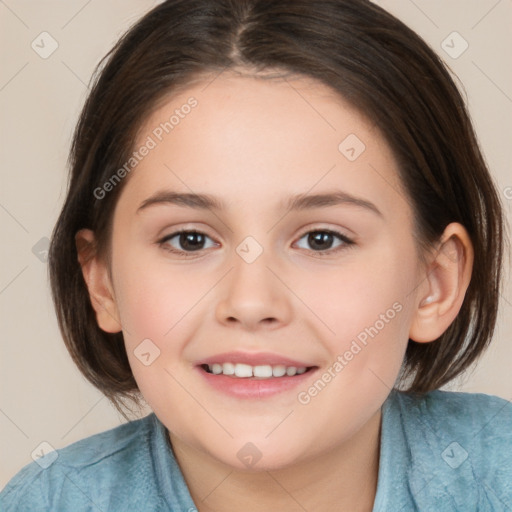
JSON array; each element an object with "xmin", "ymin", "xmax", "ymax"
[{"xmin": 48, "ymin": 0, "xmax": 505, "ymax": 418}]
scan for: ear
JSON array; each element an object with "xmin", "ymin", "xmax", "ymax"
[
  {"xmin": 409, "ymin": 222, "xmax": 474, "ymax": 343},
  {"xmin": 75, "ymin": 229, "xmax": 122, "ymax": 333}
]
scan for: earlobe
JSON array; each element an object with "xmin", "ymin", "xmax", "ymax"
[
  {"xmin": 75, "ymin": 229, "xmax": 122, "ymax": 334},
  {"xmin": 409, "ymin": 223, "xmax": 474, "ymax": 343}
]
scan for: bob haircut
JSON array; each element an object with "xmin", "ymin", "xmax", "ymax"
[{"xmin": 48, "ymin": 0, "xmax": 505, "ymax": 418}]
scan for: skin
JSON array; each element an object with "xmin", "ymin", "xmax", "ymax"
[{"xmin": 77, "ymin": 70, "xmax": 473, "ymax": 511}]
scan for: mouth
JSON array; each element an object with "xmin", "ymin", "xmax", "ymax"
[
  {"xmin": 200, "ymin": 362, "xmax": 316, "ymax": 379},
  {"xmin": 196, "ymin": 352, "xmax": 318, "ymax": 398}
]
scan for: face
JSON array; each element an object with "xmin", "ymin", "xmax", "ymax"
[{"xmin": 104, "ymin": 71, "xmax": 425, "ymax": 470}]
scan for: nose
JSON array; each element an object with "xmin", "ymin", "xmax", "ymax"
[{"xmin": 215, "ymin": 252, "xmax": 293, "ymax": 331}]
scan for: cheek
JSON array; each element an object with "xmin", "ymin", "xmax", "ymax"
[
  {"xmin": 111, "ymin": 248, "xmax": 201, "ymax": 348},
  {"xmin": 112, "ymin": 257, "xmax": 207, "ymax": 406},
  {"xmin": 302, "ymin": 249, "xmax": 414, "ymax": 341},
  {"xmin": 295, "ymin": 244, "xmax": 417, "ymax": 396},
  {"xmin": 292, "ymin": 256, "xmax": 414, "ymax": 422}
]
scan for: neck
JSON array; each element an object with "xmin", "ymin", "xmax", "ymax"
[{"xmin": 169, "ymin": 409, "xmax": 382, "ymax": 512}]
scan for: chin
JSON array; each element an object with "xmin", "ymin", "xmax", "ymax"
[{"xmin": 205, "ymin": 435, "xmax": 309, "ymax": 472}]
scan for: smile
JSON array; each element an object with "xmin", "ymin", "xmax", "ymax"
[
  {"xmin": 202, "ymin": 362, "xmax": 310, "ymax": 378},
  {"xmin": 196, "ymin": 352, "xmax": 319, "ymax": 398}
]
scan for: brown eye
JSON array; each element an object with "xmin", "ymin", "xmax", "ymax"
[
  {"xmin": 160, "ymin": 230, "xmax": 217, "ymax": 254},
  {"xmin": 308, "ymin": 231, "xmax": 335, "ymax": 251},
  {"xmin": 295, "ymin": 229, "xmax": 354, "ymax": 254}
]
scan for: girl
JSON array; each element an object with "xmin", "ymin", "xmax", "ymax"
[{"xmin": 1, "ymin": 0, "xmax": 510, "ymax": 510}]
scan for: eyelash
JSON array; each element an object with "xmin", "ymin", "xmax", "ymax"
[{"xmin": 157, "ymin": 228, "xmax": 355, "ymax": 258}]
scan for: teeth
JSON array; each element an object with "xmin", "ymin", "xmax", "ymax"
[
  {"xmin": 222, "ymin": 363, "xmax": 235, "ymax": 375},
  {"xmin": 253, "ymin": 365, "xmax": 273, "ymax": 378},
  {"xmin": 205, "ymin": 362, "xmax": 310, "ymax": 378},
  {"xmin": 234, "ymin": 363, "xmax": 252, "ymax": 378},
  {"xmin": 272, "ymin": 365, "xmax": 287, "ymax": 377},
  {"xmin": 211, "ymin": 363, "xmax": 223, "ymax": 375}
]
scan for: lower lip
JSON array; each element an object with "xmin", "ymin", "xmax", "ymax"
[{"xmin": 196, "ymin": 366, "xmax": 317, "ymax": 399}]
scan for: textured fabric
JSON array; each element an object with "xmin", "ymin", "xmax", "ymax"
[
  {"xmin": 1, "ymin": 389, "xmax": 511, "ymax": 511},
  {"xmin": 373, "ymin": 390, "xmax": 512, "ymax": 511}
]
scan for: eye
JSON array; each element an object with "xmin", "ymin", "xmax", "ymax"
[
  {"xmin": 294, "ymin": 229, "xmax": 354, "ymax": 254},
  {"xmin": 159, "ymin": 230, "xmax": 218, "ymax": 255},
  {"xmin": 157, "ymin": 228, "xmax": 354, "ymax": 258}
]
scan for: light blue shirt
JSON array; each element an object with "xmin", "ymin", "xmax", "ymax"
[{"xmin": 1, "ymin": 389, "xmax": 511, "ymax": 511}]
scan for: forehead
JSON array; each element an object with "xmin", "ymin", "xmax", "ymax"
[{"xmin": 121, "ymin": 71, "xmax": 408, "ymax": 219}]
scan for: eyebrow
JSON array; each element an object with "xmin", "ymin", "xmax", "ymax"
[{"xmin": 136, "ymin": 190, "xmax": 383, "ymax": 217}]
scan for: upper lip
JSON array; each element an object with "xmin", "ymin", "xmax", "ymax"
[{"xmin": 197, "ymin": 351, "xmax": 315, "ymax": 367}]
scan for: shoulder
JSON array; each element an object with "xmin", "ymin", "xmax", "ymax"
[
  {"xmin": 396, "ymin": 387, "xmax": 511, "ymax": 417},
  {"xmin": 395, "ymin": 388, "xmax": 511, "ymax": 438},
  {"xmin": 0, "ymin": 414, "xmax": 160, "ymax": 511},
  {"xmin": 395, "ymin": 389, "xmax": 512, "ymax": 460},
  {"xmin": 383, "ymin": 389, "xmax": 512, "ymax": 511}
]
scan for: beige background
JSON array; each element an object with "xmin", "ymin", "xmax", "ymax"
[{"xmin": 1, "ymin": 0, "xmax": 511, "ymax": 489}]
